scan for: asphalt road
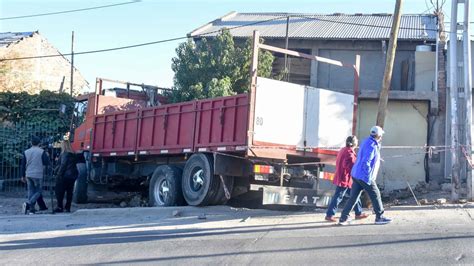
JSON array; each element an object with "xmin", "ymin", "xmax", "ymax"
[{"xmin": 0, "ymin": 205, "xmax": 473, "ymax": 265}]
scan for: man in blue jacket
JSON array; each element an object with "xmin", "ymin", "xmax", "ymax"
[{"xmin": 338, "ymin": 126, "xmax": 392, "ymax": 225}]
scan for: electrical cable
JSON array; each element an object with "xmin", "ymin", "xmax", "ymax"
[
  {"xmin": 2, "ymin": 13, "xmax": 468, "ymax": 62},
  {"xmin": 0, "ymin": 1, "xmax": 141, "ymax": 21},
  {"xmin": 0, "ymin": 16, "xmax": 286, "ymax": 62}
]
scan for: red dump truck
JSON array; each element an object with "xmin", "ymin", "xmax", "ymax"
[{"xmin": 70, "ymin": 35, "xmax": 360, "ymax": 207}]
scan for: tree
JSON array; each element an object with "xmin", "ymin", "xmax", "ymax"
[
  {"xmin": 170, "ymin": 29, "xmax": 274, "ymax": 102},
  {"xmin": 0, "ymin": 91, "xmax": 75, "ymax": 171},
  {"xmin": 0, "ymin": 90, "xmax": 74, "ymax": 128}
]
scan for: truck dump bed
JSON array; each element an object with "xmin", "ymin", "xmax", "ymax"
[
  {"xmin": 92, "ymin": 94, "xmax": 249, "ymax": 156},
  {"xmin": 92, "ymin": 77, "xmax": 354, "ymax": 164}
]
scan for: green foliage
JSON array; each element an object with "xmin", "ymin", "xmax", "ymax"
[
  {"xmin": 169, "ymin": 29, "xmax": 275, "ymax": 102},
  {"xmin": 0, "ymin": 91, "xmax": 73, "ymax": 176},
  {"xmin": 0, "ymin": 90, "xmax": 75, "ymax": 130}
]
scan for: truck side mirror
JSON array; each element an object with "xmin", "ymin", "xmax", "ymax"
[{"xmin": 59, "ymin": 104, "xmax": 67, "ymax": 115}]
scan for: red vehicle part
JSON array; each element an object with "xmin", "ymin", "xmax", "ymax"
[{"xmin": 92, "ymin": 94, "xmax": 249, "ymax": 156}]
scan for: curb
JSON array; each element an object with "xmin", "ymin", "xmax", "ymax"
[{"xmin": 71, "ymin": 205, "xmax": 282, "ymax": 219}]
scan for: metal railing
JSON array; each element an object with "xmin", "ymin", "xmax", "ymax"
[{"xmin": 0, "ymin": 122, "xmax": 62, "ymax": 193}]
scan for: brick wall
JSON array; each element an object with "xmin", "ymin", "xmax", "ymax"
[{"xmin": 0, "ymin": 33, "xmax": 88, "ymax": 94}]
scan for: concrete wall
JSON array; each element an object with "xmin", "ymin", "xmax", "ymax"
[
  {"xmin": 415, "ymin": 51, "xmax": 436, "ymax": 92},
  {"xmin": 0, "ymin": 33, "xmax": 88, "ymax": 94},
  {"xmin": 263, "ymin": 38, "xmax": 442, "ymax": 190},
  {"xmin": 357, "ymin": 100, "xmax": 429, "ymax": 191},
  {"xmin": 265, "ymin": 39, "xmax": 424, "ymax": 91}
]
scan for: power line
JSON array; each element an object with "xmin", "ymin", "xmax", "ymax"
[
  {"xmin": 423, "ymin": 0, "xmax": 433, "ymax": 15},
  {"xmin": 0, "ymin": 0, "xmax": 141, "ymax": 21},
  {"xmin": 0, "ymin": 16, "xmax": 286, "ymax": 62},
  {"xmin": 1, "ymin": 14, "xmax": 471, "ymax": 62}
]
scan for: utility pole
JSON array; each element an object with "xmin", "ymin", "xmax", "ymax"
[
  {"xmin": 70, "ymin": 31, "xmax": 74, "ymax": 96},
  {"xmin": 284, "ymin": 16, "xmax": 290, "ymax": 81},
  {"xmin": 376, "ymin": 0, "xmax": 403, "ymax": 128},
  {"xmin": 449, "ymin": 0, "xmax": 461, "ymax": 201},
  {"xmin": 462, "ymin": 0, "xmax": 473, "ymax": 200}
]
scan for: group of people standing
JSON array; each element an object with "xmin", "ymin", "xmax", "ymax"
[
  {"xmin": 325, "ymin": 125, "xmax": 392, "ymax": 225},
  {"xmin": 21, "ymin": 136, "xmax": 79, "ymax": 214}
]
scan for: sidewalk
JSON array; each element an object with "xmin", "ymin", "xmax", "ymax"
[{"xmin": 1, "ymin": 202, "xmax": 473, "ymax": 235}]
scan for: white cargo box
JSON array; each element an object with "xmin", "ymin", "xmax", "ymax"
[{"xmin": 253, "ymin": 77, "xmax": 354, "ymax": 150}]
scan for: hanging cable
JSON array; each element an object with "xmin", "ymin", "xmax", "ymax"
[
  {"xmin": 0, "ymin": 16, "xmax": 286, "ymax": 62},
  {"xmin": 0, "ymin": 1, "xmax": 141, "ymax": 21}
]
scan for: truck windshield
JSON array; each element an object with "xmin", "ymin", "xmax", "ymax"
[{"xmin": 74, "ymin": 100, "xmax": 88, "ymax": 126}]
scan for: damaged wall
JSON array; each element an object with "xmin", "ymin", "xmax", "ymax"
[
  {"xmin": 0, "ymin": 32, "xmax": 88, "ymax": 94},
  {"xmin": 357, "ymin": 100, "xmax": 429, "ymax": 191}
]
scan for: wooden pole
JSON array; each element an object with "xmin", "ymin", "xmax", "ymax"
[
  {"xmin": 376, "ymin": 0, "xmax": 403, "ymax": 128},
  {"xmin": 70, "ymin": 31, "xmax": 74, "ymax": 95},
  {"xmin": 247, "ymin": 30, "xmax": 260, "ymax": 149},
  {"xmin": 284, "ymin": 16, "xmax": 290, "ymax": 81}
]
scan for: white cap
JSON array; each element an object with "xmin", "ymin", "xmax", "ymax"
[{"xmin": 370, "ymin": 126, "xmax": 385, "ymax": 136}]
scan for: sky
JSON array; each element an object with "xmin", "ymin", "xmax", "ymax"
[{"xmin": 0, "ymin": 0, "xmax": 466, "ymax": 91}]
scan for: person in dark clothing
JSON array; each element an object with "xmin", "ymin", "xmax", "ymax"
[
  {"xmin": 21, "ymin": 136, "xmax": 50, "ymax": 215},
  {"xmin": 54, "ymin": 140, "xmax": 78, "ymax": 213}
]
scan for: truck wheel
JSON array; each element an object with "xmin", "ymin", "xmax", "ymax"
[
  {"xmin": 210, "ymin": 175, "xmax": 234, "ymax": 205},
  {"xmin": 74, "ymin": 163, "xmax": 88, "ymax": 203},
  {"xmin": 149, "ymin": 165, "xmax": 184, "ymax": 207},
  {"xmin": 182, "ymin": 153, "xmax": 219, "ymax": 206}
]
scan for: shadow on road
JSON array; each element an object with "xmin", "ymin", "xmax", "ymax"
[
  {"xmin": 94, "ymin": 234, "xmax": 474, "ymax": 264},
  {"xmin": 0, "ymin": 219, "xmax": 347, "ymax": 251}
]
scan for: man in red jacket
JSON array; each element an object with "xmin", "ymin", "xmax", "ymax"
[{"xmin": 325, "ymin": 136, "xmax": 369, "ymax": 222}]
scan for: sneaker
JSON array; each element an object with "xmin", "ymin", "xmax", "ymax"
[
  {"xmin": 53, "ymin": 207, "xmax": 64, "ymax": 213},
  {"xmin": 375, "ymin": 216, "xmax": 392, "ymax": 225},
  {"xmin": 28, "ymin": 210, "xmax": 36, "ymax": 215},
  {"xmin": 338, "ymin": 217, "xmax": 352, "ymax": 226},
  {"xmin": 355, "ymin": 213, "xmax": 370, "ymax": 220},
  {"xmin": 325, "ymin": 216, "xmax": 337, "ymax": 222},
  {"xmin": 22, "ymin": 202, "xmax": 29, "ymax": 215}
]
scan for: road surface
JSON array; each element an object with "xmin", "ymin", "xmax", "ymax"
[{"xmin": 1, "ymin": 205, "xmax": 473, "ymax": 265}]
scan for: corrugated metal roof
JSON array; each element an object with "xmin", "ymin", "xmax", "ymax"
[
  {"xmin": 0, "ymin": 32, "xmax": 35, "ymax": 48},
  {"xmin": 190, "ymin": 13, "xmax": 437, "ymax": 41}
]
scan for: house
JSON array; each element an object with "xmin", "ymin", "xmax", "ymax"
[
  {"xmin": 0, "ymin": 31, "xmax": 88, "ymax": 94},
  {"xmin": 190, "ymin": 12, "xmax": 445, "ymax": 192}
]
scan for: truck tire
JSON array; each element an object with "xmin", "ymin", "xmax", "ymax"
[
  {"xmin": 74, "ymin": 163, "xmax": 88, "ymax": 204},
  {"xmin": 149, "ymin": 165, "xmax": 184, "ymax": 207},
  {"xmin": 182, "ymin": 153, "xmax": 219, "ymax": 206},
  {"xmin": 209, "ymin": 175, "xmax": 234, "ymax": 205}
]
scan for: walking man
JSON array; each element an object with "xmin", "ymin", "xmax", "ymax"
[
  {"xmin": 338, "ymin": 126, "xmax": 392, "ymax": 225},
  {"xmin": 20, "ymin": 136, "xmax": 50, "ymax": 215},
  {"xmin": 325, "ymin": 135, "xmax": 369, "ymax": 222}
]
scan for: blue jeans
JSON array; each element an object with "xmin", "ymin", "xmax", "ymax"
[
  {"xmin": 340, "ymin": 178, "xmax": 384, "ymax": 221},
  {"xmin": 326, "ymin": 186, "xmax": 362, "ymax": 217},
  {"xmin": 26, "ymin": 177, "xmax": 43, "ymax": 206}
]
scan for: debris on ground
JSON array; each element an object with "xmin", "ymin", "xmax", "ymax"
[
  {"xmin": 441, "ymin": 183, "xmax": 452, "ymax": 192},
  {"xmin": 436, "ymin": 198, "xmax": 447, "ymax": 204},
  {"xmin": 240, "ymin": 216, "xmax": 251, "ymax": 223},
  {"xmin": 119, "ymin": 201, "xmax": 128, "ymax": 208},
  {"xmin": 419, "ymin": 199, "xmax": 430, "ymax": 205},
  {"xmin": 198, "ymin": 214, "xmax": 207, "ymax": 220},
  {"xmin": 428, "ymin": 181, "xmax": 441, "ymax": 191},
  {"xmin": 128, "ymin": 195, "xmax": 142, "ymax": 207},
  {"xmin": 414, "ymin": 182, "xmax": 429, "ymax": 194},
  {"xmin": 172, "ymin": 210, "xmax": 181, "ymax": 217}
]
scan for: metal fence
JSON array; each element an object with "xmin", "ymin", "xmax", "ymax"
[{"xmin": 0, "ymin": 122, "xmax": 63, "ymax": 193}]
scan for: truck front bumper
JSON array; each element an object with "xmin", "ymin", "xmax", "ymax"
[{"xmin": 250, "ymin": 184, "xmax": 333, "ymax": 207}]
